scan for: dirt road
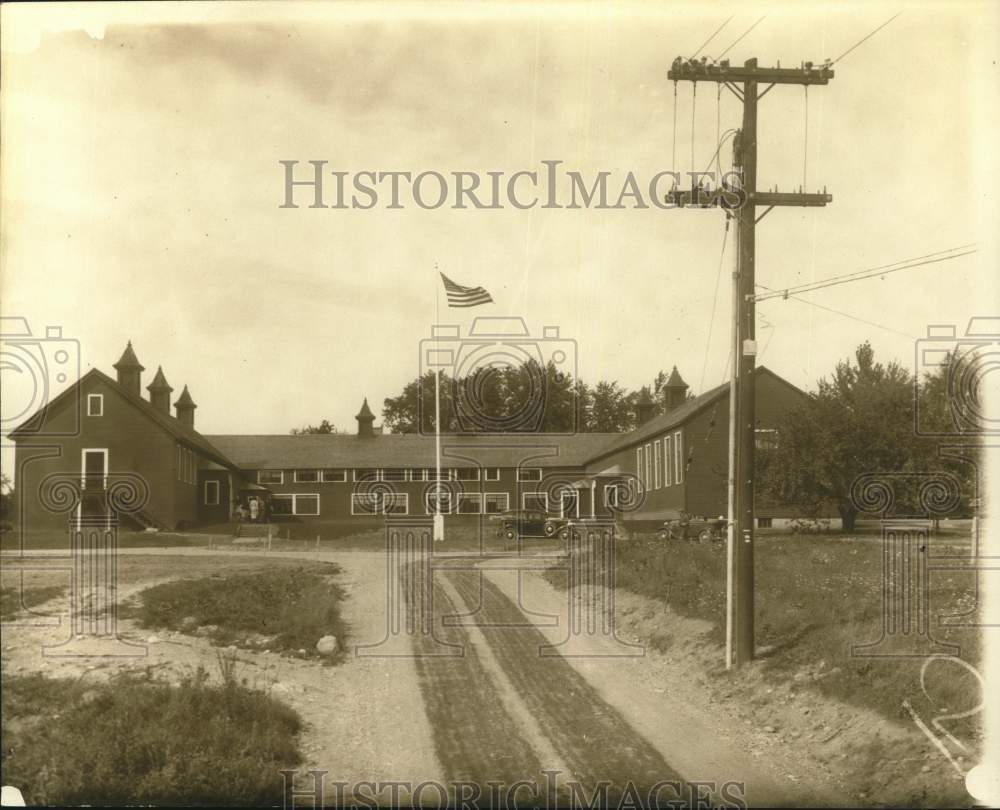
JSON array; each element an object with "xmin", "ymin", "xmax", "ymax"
[{"xmin": 1, "ymin": 546, "xmax": 837, "ymax": 806}]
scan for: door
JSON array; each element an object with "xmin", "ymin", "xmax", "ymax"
[
  {"xmin": 559, "ymin": 489, "xmax": 580, "ymax": 519},
  {"xmin": 80, "ymin": 449, "xmax": 108, "ymax": 522}
]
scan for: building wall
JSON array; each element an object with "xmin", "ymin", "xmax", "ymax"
[
  {"xmin": 13, "ymin": 376, "xmax": 182, "ymax": 531},
  {"xmin": 238, "ymin": 464, "xmax": 595, "ymax": 527}
]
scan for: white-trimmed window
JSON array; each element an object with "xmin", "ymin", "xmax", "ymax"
[
  {"xmin": 644, "ymin": 444, "xmax": 652, "ymax": 490},
  {"xmin": 322, "ymin": 469, "xmax": 346, "ymax": 482},
  {"xmin": 653, "ymin": 439, "xmax": 662, "ymax": 489},
  {"xmin": 87, "ymin": 393, "xmax": 103, "ymax": 417},
  {"xmin": 353, "ymin": 469, "xmax": 380, "ymax": 482},
  {"xmin": 295, "ymin": 469, "xmax": 319, "ymax": 483},
  {"xmin": 258, "ymin": 470, "xmax": 283, "ymax": 485},
  {"xmin": 177, "ymin": 446, "xmax": 196, "ymax": 485},
  {"xmin": 664, "ymin": 435, "xmax": 672, "ymax": 487},
  {"xmin": 274, "ymin": 493, "xmax": 320, "ymax": 515},
  {"xmin": 455, "ymin": 468, "xmax": 480, "ymax": 482},
  {"xmin": 410, "ymin": 468, "xmax": 426, "ymax": 481},
  {"xmin": 517, "ymin": 468, "xmax": 542, "ymax": 482},
  {"xmin": 457, "ymin": 493, "xmax": 482, "ymax": 514},
  {"xmin": 425, "ymin": 490, "xmax": 453, "ymax": 514},
  {"xmin": 423, "ymin": 468, "xmax": 450, "ymax": 482},
  {"xmin": 673, "ymin": 430, "xmax": 684, "ymax": 484},
  {"xmin": 484, "ymin": 468, "xmax": 501, "ymax": 482},
  {"xmin": 636, "ymin": 448, "xmax": 643, "ymax": 492},
  {"xmin": 755, "ymin": 429, "xmax": 779, "ymax": 450},
  {"xmin": 522, "ymin": 493, "xmax": 548, "ymax": 512},
  {"xmin": 484, "ymin": 493, "xmax": 509, "ymax": 514},
  {"xmin": 353, "ymin": 491, "xmax": 407, "ymax": 515},
  {"xmin": 382, "ymin": 468, "xmax": 409, "ymax": 482},
  {"xmin": 204, "ymin": 480, "xmax": 220, "ymax": 506}
]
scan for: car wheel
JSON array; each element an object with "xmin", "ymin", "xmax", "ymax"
[
  {"xmin": 659, "ymin": 530, "xmax": 669, "ymax": 541},
  {"xmin": 544, "ymin": 523, "xmax": 556, "ymax": 536},
  {"xmin": 559, "ymin": 528, "xmax": 569, "ymax": 540},
  {"xmin": 505, "ymin": 530, "xmax": 515, "ymax": 540},
  {"xmin": 697, "ymin": 529, "xmax": 713, "ymax": 544}
]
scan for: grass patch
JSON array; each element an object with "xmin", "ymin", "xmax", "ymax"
[
  {"xmin": 0, "ymin": 585, "xmax": 66, "ymax": 618},
  {"xmin": 122, "ymin": 564, "xmax": 347, "ymax": 660},
  {"xmin": 548, "ymin": 532, "xmax": 982, "ymax": 731},
  {"xmin": 1, "ymin": 668, "xmax": 301, "ymax": 806}
]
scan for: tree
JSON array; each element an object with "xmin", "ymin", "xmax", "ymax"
[
  {"xmin": 290, "ymin": 420, "xmax": 338, "ymax": 435},
  {"xmin": 0, "ymin": 473, "xmax": 14, "ymax": 525},
  {"xmin": 758, "ymin": 342, "xmax": 939, "ymax": 531},
  {"xmin": 590, "ymin": 381, "xmax": 635, "ymax": 432}
]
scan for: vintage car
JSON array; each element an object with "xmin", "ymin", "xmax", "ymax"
[
  {"xmin": 492, "ymin": 509, "xmax": 572, "ymax": 540},
  {"xmin": 658, "ymin": 510, "xmax": 727, "ymax": 543}
]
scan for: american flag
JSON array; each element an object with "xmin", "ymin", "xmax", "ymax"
[{"xmin": 440, "ymin": 272, "xmax": 494, "ymax": 308}]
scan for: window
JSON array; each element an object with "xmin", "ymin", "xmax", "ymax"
[
  {"xmin": 274, "ymin": 493, "xmax": 320, "ymax": 515},
  {"xmin": 258, "ymin": 470, "xmax": 283, "ymax": 485},
  {"xmin": 352, "ymin": 492, "xmax": 406, "ymax": 515},
  {"xmin": 517, "ymin": 468, "xmax": 542, "ymax": 482},
  {"xmin": 382, "ymin": 468, "xmax": 409, "ymax": 482},
  {"xmin": 636, "ymin": 448, "xmax": 643, "ymax": 492},
  {"xmin": 410, "ymin": 468, "xmax": 426, "ymax": 481},
  {"xmin": 354, "ymin": 469, "xmax": 380, "ymax": 482},
  {"xmin": 178, "ymin": 446, "xmax": 196, "ymax": 485},
  {"xmin": 484, "ymin": 493, "xmax": 509, "ymax": 514},
  {"xmin": 664, "ymin": 435, "xmax": 672, "ymax": 486},
  {"xmin": 87, "ymin": 394, "xmax": 103, "ymax": 417},
  {"xmin": 644, "ymin": 444, "xmax": 652, "ymax": 490},
  {"xmin": 425, "ymin": 490, "xmax": 453, "ymax": 514},
  {"xmin": 758, "ymin": 517, "xmax": 773, "ymax": 528},
  {"xmin": 653, "ymin": 439, "xmax": 662, "ymax": 489},
  {"xmin": 204, "ymin": 480, "xmax": 220, "ymax": 506},
  {"xmin": 484, "ymin": 468, "xmax": 500, "ymax": 482},
  {"xmin": 423, "ymin": 468, "xmax": 450, "ymax": 482},
  {"xmin": 755, "ymin": 429, "xmax": 779, "ymax": 450},
  {"xmin": 455, "ymin": 468, "xmax": 480, "ymax": 481},
  {"xmin": 673, "ymin": 431, "xmax": 684, "ymax": 484},
  {"xmin": 295, "ymin": 470, "xmax": 319, "ymax": 483},
  {"xmin": 522, "ymin": 493, "xmax": 548, "ymax": 512},
  {"xmin": 322, "ymin": 469, "xmax": 346, "ymax": 482},
  {"xmin": 457, "ymin": 493, "xmax": 482, "ymax": 514}
]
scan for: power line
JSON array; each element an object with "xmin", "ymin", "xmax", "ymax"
[
  {"xmin": 756, "ymin": 283, "xmax": 917, "ymax": 338},
  {"xmin": 692, "ymin": 15, "xmax": 734, "ymax": 59},
  {"xmin": 700, "ymin": 219, "xmax": 732, "ymax": 392},
  {"xmin": 752, "ymin": 244, "xmax": 978, "ymax": 302},
  {"xmin": 717, "ymin": 14, "xmax": 767, "ymax": 60},
  {"xmin": 832, "ymin": 11, "xmax": 903, "ymax": 65}
]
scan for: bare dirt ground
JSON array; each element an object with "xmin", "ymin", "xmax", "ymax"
[{"xmin": 1, "ymin": 546, "xmax": 967, "ymax": 806}]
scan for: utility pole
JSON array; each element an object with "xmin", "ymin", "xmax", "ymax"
[{"xmin": 666, "ymin": 56, "xmax": 834, "ymax": 668}]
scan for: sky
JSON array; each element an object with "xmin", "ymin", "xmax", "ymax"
[{"xmin": 1, "ymin": 0, "xmax": 997, "ymax": 454}]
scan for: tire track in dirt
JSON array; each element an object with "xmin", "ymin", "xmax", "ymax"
[
  {"xmin": 445, "ymin": 567, "xmax": 683, "ymax": 797},
  {"xmin": 408, "ymin": 569, "xmax": 547, "ymax": 789}
]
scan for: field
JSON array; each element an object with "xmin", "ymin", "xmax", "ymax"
[{"xmin": 546, "ymin": 529, "xmax": 984, "ymax": 759}]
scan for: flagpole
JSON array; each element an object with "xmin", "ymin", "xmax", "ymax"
[{"xmin": 433, "ymin": 264, "xmax": 444, "ymax": 542}]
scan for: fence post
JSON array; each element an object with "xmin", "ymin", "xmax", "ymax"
[{"xmin": 267, "ymin": 526, "xmax": 272, "ymax": 552}]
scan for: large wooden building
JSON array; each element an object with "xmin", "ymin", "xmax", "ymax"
[{"xmin": 10, "ymin": 342, "xmax": 832, "ymax": 534}]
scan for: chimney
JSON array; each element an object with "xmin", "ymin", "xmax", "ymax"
[
  {"xmin": 175, "ymin": 385, "xmax": 197, "ymax": 429},
  {"xmin": 663, "ymin": 366, "xmax": 689, "ymax": 412},
  {"xmin": 355, "ymin": 397, "xmax": 376, "ymax": 438},
  {"xmin": 634, "ymin": 387, "xmax": 655, "ymax": 426},
  {"xmin": 113, "ymin": 341, "xmax": 145, "ymax": 397},
  {"xmin": 146, "ymin": 366, "xmax": 174, "ymax": 415}
]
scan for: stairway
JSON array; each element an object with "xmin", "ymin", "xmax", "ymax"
[{"xmin": 122, "ymin": 509, "xmax": 167, "ymax": 532}]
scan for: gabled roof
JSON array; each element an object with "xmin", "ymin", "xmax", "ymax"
[
  {"xmin": 9, "ymin": 368, "xmax": 239, "ymax": 471},
  {"xmin": 205, "ymin": 431, "xmax": 623, "ymax": 470},
  {"xmin": 586, "ymin": 366, "xmax": 804, "ymax": 464}
]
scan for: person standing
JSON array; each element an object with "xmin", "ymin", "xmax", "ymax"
[{"xmin": 249, "ymin": 497, "xmax": 259, "ymax": 523}]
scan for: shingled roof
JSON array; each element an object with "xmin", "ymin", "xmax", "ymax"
[
  {"xmin": 9, "ymin": 368, "xmax": 240, "ymax": 471},
  {"xmin": 205, "ymin": 431, "xmax": 623, "ymax": 470}
]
